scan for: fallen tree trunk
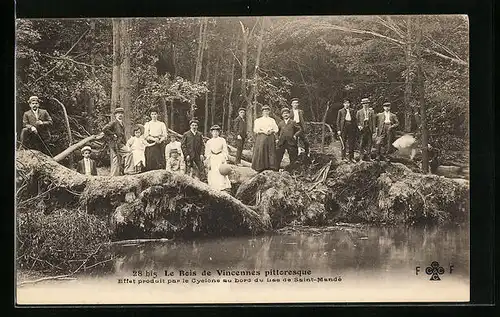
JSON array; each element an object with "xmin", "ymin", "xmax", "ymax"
[
  {"xmin": 16, "ymin": 150, "xmax": 271, "ymax": 239},
  {"xmin": 53, "ymin": 134, "xmax": 104, "ymax": 162}
]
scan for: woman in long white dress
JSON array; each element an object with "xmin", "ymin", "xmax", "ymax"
[{"xmin": 204, "ymin": 125, "xmax": 232, "ymax": 192}]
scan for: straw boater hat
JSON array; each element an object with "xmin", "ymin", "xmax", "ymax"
[
  {"xmin": 383, "ymin": 102, "xmax": 391, "ymax": 107},
  {"xmin": 291, "ymin": 97, "xmax": 299, "ymax": 102},
  {"xmin": 81, "ymin": 146, "xmax": 92, "ymax": 153},
  {"xmin": 210, "ymin": 124, "xmax": 221, "ymax": 131},
  {"xmin": 114, "ymin": 107, "xmax": 124, "ymax": 114},
  {"xmin": 261, "ymin": 105, "xmax": 270, "ymax": 111},
  {"xmin": 361, "ymin": 98, "xmax": 370, "ymax": 104},
  {"xmin": 189, "ymin": 118, "xmax": 199, "ymax": 125},
  {"xmin": 281, "ymin": 107, "xmax": 291, "ymax": 114},
  {"xmin": 238, "ymin": 107, "xmax": 246, "ymax": 112},
  {"xmin": 28, "ymin": 96, "xmax": 39, "ymax": 103}
]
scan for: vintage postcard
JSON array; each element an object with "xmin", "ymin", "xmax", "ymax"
[{"xmin": 15, "ymin": 15, "xmax": 470, "ymax": 304}]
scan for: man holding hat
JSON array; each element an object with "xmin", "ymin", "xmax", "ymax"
[
  {"xmin": 76, "ymin": 146, "xmax": 98, "ymax": 176},
  {"xmin": 181, "ymin": 118, "xmax": 205, "ymax": 179},
  {"xmin": 19, "ymin": 95, "xmax": 53, "ymax": 154},
  {"xmin": 356, "ymin": 97, "xmax": 376, "ymax": 161},
  {"xmin": 375, "ymin": 102, "xmax": 399, "ymax": 161},
  {"xmin": 232, "ymin": 107, "xmax": 247, "ymax": 165},
  {"xmin": 276, "ymin": 107, "xmax": 302, "ymax": 168},
  {"xmin": 289, "ymin": 97, "xmax": 310, "ymax": 156},
  {"xmin": 100, "ymin": 107, "xmax": 134, "ymax": 176},
  {"xmin": 336, "ymin": 98, "xmax": 357, "ymax": 163}
]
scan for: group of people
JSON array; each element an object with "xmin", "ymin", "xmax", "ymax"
[
  {"xmin": 18, "ymin": 94, "xmax": 438, "ymax": 194},
  {"xmin": 94, "ymin": 107, "xmax": 232, "ymax": 192},
  {"xmin": 336, "ymin": 97, "xmax": 399, "ymax": 163}
]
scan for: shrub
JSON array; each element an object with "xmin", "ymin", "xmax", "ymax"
[{"xmin": 17, "ymin": 208, "xmax": 113, "ymax": 274}]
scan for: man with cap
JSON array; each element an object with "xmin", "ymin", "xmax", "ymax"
[
  {"xmin": 276, "ymin": 107, "xmax": 302, "ymax": 168},
  {"xmin": 289, "ymin": 97, "xmax": 310, "ymax": 156},
  {"xmin": 100, "ymin": 107, "xmax": 134, "ymax": 176},
  {"xmin": 375, "ymin": 102, "xmax": 399, "ymax": 161},
  {"xmin": 336, "ymin": 98, "xmax": 357, "ymax": 163},
  {"xmin": 232, "ymin": 107, "xmax": 247, "ymax": 165},
  {"xmin": 181, "ymin": 118, "xmax": 205, "ymax": 179},
  {"xmin": 76, "ymin": 146, "xmax": 98, "ymax": 176},
  {"xmin": 165, "ymin": 148, "xmax": 186, "ymax": 174},
  {"xmin": 19, "ymin": 96, "xmax": 53, "ymax": 154},
  {"xmin": 356, "ymin": 97, "xmax": 376, "ymax": 161}
]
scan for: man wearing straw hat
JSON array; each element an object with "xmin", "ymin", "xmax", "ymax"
[
  {"xmin": 19, "ymin": 95, "xmax": 53, "ymax": 155},
  {"xmin": 100, "ymin": 107, "xmax": 134, "ymax": 176},
  {"xmin": 181, "ymin": 118, "xmax": 205, "ymax": 179},
  {"xmin": 289, "ymin": 97, "xmax": 310, "ymax": 157},
  {"xmin": 232, "ymin": 107, "xmax": 247, "ymax": 165},
  {"xmin": 356, "ymin": 97, "xmax": 376, "ymax": 161},
  {"xmin": 276, "ymin": 107, "xmax": 302, "ymax": 168},
  {"xmin": 375, "ymin": 102, "xmax": 399, "ymax": 161},
  {"xmin": 76, "ymin": 146, "xmax": 98, "ymax": 176}
]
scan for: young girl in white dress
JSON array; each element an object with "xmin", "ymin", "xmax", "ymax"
[
  {"xmin": 204, "ymin": 125, "xmax": 232, "ymax": 192},
  {"xmin": 126, "ymin": 125, "xmax": 154, "ymax": 173}
]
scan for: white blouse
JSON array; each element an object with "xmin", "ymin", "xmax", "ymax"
[
  {"xmin": 205, "ymin": 137, "xmax": 229, "ymax": 159},
  {"xmin": 253, "ymin": 116, "xmax": 279, "ymax": 134},
  {"xmin": 144, "ymin": 120, "xmax": 167, "ymax": 138}
]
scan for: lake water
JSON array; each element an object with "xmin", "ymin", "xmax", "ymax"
[{"xmin": 17, "ymin": 225, "xmax": 470, "ymax": 304}]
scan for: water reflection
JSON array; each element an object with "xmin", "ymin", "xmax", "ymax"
[{"xmin": 110, "ymin": 226, "xmax": 469, "ymax": 279}]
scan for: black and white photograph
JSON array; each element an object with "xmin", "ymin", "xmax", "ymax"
[{"xmin": 15, "ymin": 15, "xmax": 470, "ymax": 304}]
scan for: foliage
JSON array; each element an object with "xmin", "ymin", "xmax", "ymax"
[
  {"xmin": 17, "ymin": 208, "xmax": 113, "ymax": 274},
  {"xmin": 15, "ymin": 16, "xmax": 469, "ymax": 161}
]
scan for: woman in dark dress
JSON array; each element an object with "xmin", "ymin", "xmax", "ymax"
[
  {"xmin": 251, "ymin": 105, "xmax": 279, "ymax": 172},
  {"xmin": 143, "ymin": 108, "xmax": 168, "ymax": 170}
]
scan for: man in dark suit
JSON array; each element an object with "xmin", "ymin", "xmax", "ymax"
[
  {"xmin": 336, "ymin": 98, "xmax": 357, "ymax": 162},
  {"xmin": 100, "ymin": 107, "xmax": 134, "ymax": 176},
  {"xmin": 232, "ymin": 107, "xmax": 247, "ymax": 165},
  {"xmin": 375, "ymin": 102, "xmax": 399, "ymax": 161},
  {"xmin": 276, "ymin": 107, "xmax": 302, "ymax": 168},
  {"xmin": 356, "ymin": 97, "xmax": 376, "ymax": 161},
  {"xmin": 76, "ymin": 146, "xmax": 98, "ymax": 176},
  {"xmin": 181, "ymin": 119, "xmax": 205, "ymax": 179},
  {"xmin": 289, "ymin": 97, "xmax": 310, "ymax": 157},
  {"xmin": 19, "ymin": 96, "xmax": 53, "ymax": 154}
]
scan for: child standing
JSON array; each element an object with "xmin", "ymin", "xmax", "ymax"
[
  {"xmin": 76, "ymin": 146, "xmax": 98, "ymax": 176},
  {"xmin": 166, "ymin": 148, "xmax": 186, "ymax": 174},
  {"xmin": 127, "ymin": 125, "xmax": 153, "ymax": 174}
]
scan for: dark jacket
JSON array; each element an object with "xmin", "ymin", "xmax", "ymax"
[
  {"xmin": 336, "ymin": 107, "xmax": 356, "ymax": 132},
  {"xmin": 22, "ymin": 109, "xmax": 53, "ymax": 139},
  {"xmin": 181, "ymin": 129, "xmax": 205, "ymax": 159},
  {"xmin": 233, "ymin": 116, "xmax": 247, "ymax": 138},
  {"xmin": 375, "ymin": 112, "xmax": 399, "ymax": 135},
  {"xmin": 76, "ymin": 158, "xmax": 98, "ymax": 176},
  {"xmin": 102, "ymin": 120, "xmax": 127, "ymax": 149},
  {"xmin": 277, "ymin": 119, "xmax": 302, "ymax": 147},
  {"xmin": 289, "ymin": 108, "xmax": 307, "ymax": 133},
  {"xmin": 356, "ymin": 108, "xmax": 376, "ymax": 132}
]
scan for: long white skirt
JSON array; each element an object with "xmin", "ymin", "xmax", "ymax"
[
  {"xmin": 131, "ymin": 149, "xmax": 146, "ymax": 167},
  {"xmin": 207, "ymin": 153, "xmax": 232, "ymax": 191}
]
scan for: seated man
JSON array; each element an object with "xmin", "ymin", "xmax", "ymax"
[{"xmin": 19, "ymin": 96, "xmax": 53, "ymax": 155}]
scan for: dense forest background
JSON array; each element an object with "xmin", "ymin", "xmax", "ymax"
[{"xmin": 15, "ymin": 16, "xmax": 469, "ymax": 161}]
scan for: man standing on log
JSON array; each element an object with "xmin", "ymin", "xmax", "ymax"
[
  {"xmin": 276, "ymin": 107, "xmax": 302, "ymax": 169},
  {"xmin": 336, "ymin": 98, "xmax": 357, "ymax": 163},
  {"xmin": 356, "ymin": 98, "xmax": 376, "ymax": 161},
  {"xmin": 19, "ymin": 96, "xmax": 53, "ymax": 155},
  {"xmin": 100, "ymin": 107, "xmax": 134, "ymax": 176},
  {"xmin": 181, "ymin": 119, "xmax": 205, "ymax": 179},
  {"xmin": 289, "ymin": 97, "xmax": 310, "ymax": 157},
  {"xmin": 375, "ymin": 102, "xmax": 399, "ymax": 162},
  {"xmin": 232, "ymin": 107, "xmax": 247, "ymax": 166}
]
